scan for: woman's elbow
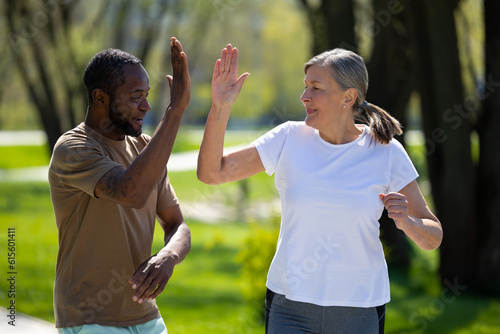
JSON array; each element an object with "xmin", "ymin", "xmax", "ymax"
[
  {"xmin": 197, "ymin": 170, "xmax": 222, "ymax": 185},
  {"xmin": 421, "ymin": 226, "xmax": 443, "ymax": 251}
]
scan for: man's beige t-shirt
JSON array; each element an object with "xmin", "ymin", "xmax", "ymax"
[{"xmin": 49, "ymin": 123, "xmax": 179, "ymax": 328}]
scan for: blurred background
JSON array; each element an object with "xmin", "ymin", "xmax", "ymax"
[{"xmin": 0, "ymin": 0, "xmax": 499, "ymax": 333}]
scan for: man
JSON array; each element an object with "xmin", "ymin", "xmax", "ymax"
[{"xmin": 48, "ymin": 37, "xmax": 191, "ymax": 333}]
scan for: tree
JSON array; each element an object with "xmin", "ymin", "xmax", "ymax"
[
  {"xmin": 476, "ymin": 0, "xmax": 500, "ymax": 291},
  {"xmin": 2, "ymin": 0, "xmax": 173, "ymax": 151},
  {"xmin": 408, "ymin": 0, "xmax": 477, "ymax": 286},
  {"xmin": 299, "ymin": 0, "xmax": 357, "ymax": 55},
  {"xmin": 364, "ymin": 0, "xmax": 417, "ymax": 268}
]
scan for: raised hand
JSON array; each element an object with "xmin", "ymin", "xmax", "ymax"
[
  {"xmin": 167, "ymin": 37, "xmax": 191, "ymax": 111},
  {"xmin": 212, "ymin": 44, "xmax": 250, "ymax": 108}
]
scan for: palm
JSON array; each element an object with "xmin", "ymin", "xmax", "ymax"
[{"xmin": 212, "ymin": 44, "xmax": 249, "ymax": 107}]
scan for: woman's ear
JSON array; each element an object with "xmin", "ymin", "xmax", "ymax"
[
  {"xmin": 343, "ymin": 88, "xmax": 358, "ymax": 109},
  {"xmin": 91, "ymin": 88, "xmax": 109, "ymax": 107}
]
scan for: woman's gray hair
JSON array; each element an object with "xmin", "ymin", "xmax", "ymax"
[
  {"xmin": 304, "ymin": 48, "xmax": 368, "ymax": 110},
  {"xmin": 304, "ymin": 48, "xmax": 402, "ymax": 144}
]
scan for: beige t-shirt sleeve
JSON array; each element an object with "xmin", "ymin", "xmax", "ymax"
[
  {"xmin": 50, "ymin": 135, "xmax": 122, "ymax": 198},
  {"xmin": 155, "ymin": 169, "xmax": 180, "ymax": 213}
]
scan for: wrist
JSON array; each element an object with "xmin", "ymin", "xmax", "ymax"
[
  {"xmin": 396, "ymin": 215, "xmax": 413, "ymax": 231},
  {"xmin": 209, "ymin": 104, "xmax": 232, "ymax": 121},
  {"xmin": 158, "ymin": 247, "xmax": 180, "ymax": 262}
]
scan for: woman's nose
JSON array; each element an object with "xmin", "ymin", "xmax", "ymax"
[{"xmin": 300, "ymin": 89, "xmax": 311, "ymax": 103}]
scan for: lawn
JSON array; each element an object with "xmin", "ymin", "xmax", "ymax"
[{"xmin": 0, "ymin": 143, "xmax": 499, "ymax": 333}]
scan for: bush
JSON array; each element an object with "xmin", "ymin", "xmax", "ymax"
[{"xmin": 235, "ymin": 216, "xmax": 280, "ymax": 317}]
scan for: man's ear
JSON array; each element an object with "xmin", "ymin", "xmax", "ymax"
[
  {"xmin": 343, "ymin": 88, "xmax": 358, "ymax": 108},
  {"xmin": 91, "ymin": 88, "xmax": 109, "ymax": 107}
]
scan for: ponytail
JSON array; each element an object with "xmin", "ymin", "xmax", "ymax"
[{"xmin": 358, "ymin": 102, "xmax": 402, "ymax": 144}]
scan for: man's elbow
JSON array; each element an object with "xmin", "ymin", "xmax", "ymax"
[{"xmin": 119, "ymin": 192, "xmax": 149, "ymax": 209}]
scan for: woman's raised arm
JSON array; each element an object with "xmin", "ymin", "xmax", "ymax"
[{"xmin": 197, "ymin": 44, "xmax": 264, "ymax": 185}]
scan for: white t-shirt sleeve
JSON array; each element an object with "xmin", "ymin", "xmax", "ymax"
[
  {"xmin": 387, "ymin": 138, "xmax": 419, "ymax": 193},
  {"xmin": 251, "ymin": 122, "xmax": 292, "ymax": 176}
]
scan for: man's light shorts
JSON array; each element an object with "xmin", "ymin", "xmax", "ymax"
[{"xmin": 57, "ymin": 317, "xmax": 167, "ymax": 334}]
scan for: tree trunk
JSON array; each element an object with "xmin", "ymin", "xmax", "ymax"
[
  {"xmin": 366, "ymin": 0, "xmax": 416, "ymax": 268},
  {"xmin": 299, "ymin": 0, "xmax": 357, "ymax": 55},
  {"xmin": 476, "ymin": 0, "xmax": 500, "ymax": 292},
  {"xmin": 409, "ymin": 1, "xmax": 476, "ymax": 286},
  {"xmin": 5, "ymin": 1, "xmax": 62, "ymax": 151}
]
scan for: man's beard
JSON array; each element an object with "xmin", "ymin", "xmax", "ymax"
[{"xmin": 108, "ymin": 101, "xmax": 142, "ymax": 138}]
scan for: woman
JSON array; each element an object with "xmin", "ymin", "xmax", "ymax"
[{"xmin": 197, "ymin": 45, "xmax": 443, "ymax": 334}]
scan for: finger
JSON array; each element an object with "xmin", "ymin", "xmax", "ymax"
[
  {"xmin": 129, "ymin": 262, "xmax": 148, "ymax": 288},
  {"xmin": 170, "ymin": 42, "xmax": 179, "ymax": 70},
  {"xmin": 386, "ymin": 205, "xmax": 408, "ymax": 214},
  {"xmin": 220, "ymin": 48, "xmax": 227, "ymax": 73},
  {"xmin": 133, "ymin": 272, "xmax": 157, "ymax": 303},
  {"xmin": 173, "ymin": 37, "xmax": 183, "ymax": 53},
  {"xmin": 234, "ymin": 72, "xmax": 250, "ymax": 93},
  {"xmin": 380, "ymin": 192, "xmax": 405, "ymax": 206},
  {"xmin": 224, "ymin": 44, "xmax": 232, "ymax": 73},
  {"xmin": 230, "ymin": 47, "xmax": 239, "ymax": 76},
  {"xmin": 180, "ymin": 50, "xmax": 188, "ymax": 69},
  {"xmin": 384, "ymin": 200, "xmax": 408, "ymax": 213},
  {"xmin": 170, "ymin": 37, "xmax": 177, "ymax": 57},
  {"xmin": 166, "ymin": 75, "xmax": 173, "ymax": 89},
  {"xmin": 148, "ymin": 281, "xmax": 167, "ymax": 301},
  {"xmin": 171, "ymin": 38, "xmax": 184, "ymax": 71},
  {"xmin": 212, "ymin": 59, "xmax": 221, "ymax": 81}
]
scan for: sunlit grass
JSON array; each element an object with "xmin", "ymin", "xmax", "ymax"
[{"xmin": 0, "ymin": 145, "xmax": 50, "ymax": 169}]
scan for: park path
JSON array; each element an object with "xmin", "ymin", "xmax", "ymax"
[
  {"xmin": 0, "ymin": 130, "xmax": 249, "ymax": 182},
  {"xmin": 0, "ymin": 149, "xmax": 200, "ymax": 182},
  {"xmin": 0, "ymin": 309, "xmax": 56, "ymax": 333}
]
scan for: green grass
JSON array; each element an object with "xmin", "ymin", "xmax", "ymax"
[
  {"xmin": 1, "ymin": 181, "xmax": 500, "ymax": 333},
  {"xmin": 0, "ymin": 182, "xmax": 58, "ymax": 321},
  {"xmin": 0, "ymin": 145, "xmax": 51, "ymax": 168}
]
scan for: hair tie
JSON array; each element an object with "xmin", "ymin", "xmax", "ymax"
[{"xmin": 360, "ymin": 100, "xmax": 368, "ymax": 108}]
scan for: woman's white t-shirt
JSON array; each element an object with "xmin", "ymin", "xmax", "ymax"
[{"xmin": 252, "ymin": 121, "xmax": 418, "ymax": 307}]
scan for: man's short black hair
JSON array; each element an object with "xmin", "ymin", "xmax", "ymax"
[{"xmin": 83, "ymin": 49, "xmax": 142, "ymax": 102}]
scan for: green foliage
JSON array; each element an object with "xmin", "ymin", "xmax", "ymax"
[{"xmin": 235, "ymin": 217, "xmax": 280, "ymax": 307}]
